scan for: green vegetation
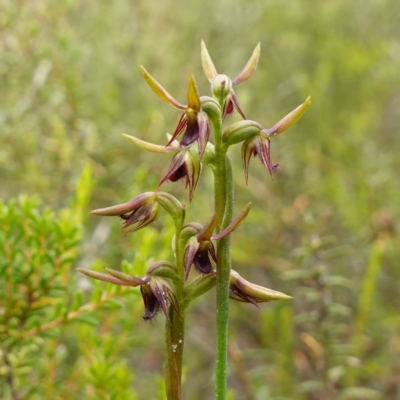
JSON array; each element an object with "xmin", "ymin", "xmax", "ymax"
[{"xmin": 1, "ymin": 1, "xmax": 399, "ymax": 399}]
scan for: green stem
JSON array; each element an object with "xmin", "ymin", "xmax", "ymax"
[
  {"xmin": 165, "ymin": 221, "xmax": 186, "ymax": 400},
  {"xmin": 213, "ymin": 115, "xmax": 234, "ymax": 399}
]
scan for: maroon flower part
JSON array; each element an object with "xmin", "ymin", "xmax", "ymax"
[
  {"xmin": 76, "ymin": 262, "xmax": 179, "ymax": 323},
  {"xmin": 140, "ymin": 66, "xmax": 210, "ymax": 157},
  {"xmin": 201, "ymin": 41, "xmax": 261, "ymax": 119},
  {"xmin": 229, "ymin": 270, "xmax": 292, "ymax": 307},
  {"xmin": 159, "ymin": 149, "xmax": 201, "ymax": 202},
  {"xmin": 183, "ymin": 203, "xmax": 252, "ymax": 279},
  {"xmin": 242, "ymin": 135, "xmax": 279, "ymax": 184},
  {"xmin": 140, "ymin": 277, "xmax": 179, "ymax": 322},
  {"xmin": 90, "ymin": 192, "xmax": 160, "ymax": 236},
  {"xmin": 241, "ymin": 96, "xmax": 311, "ymax": 184},
  {"xmin": 184, "ymin": 217, "xmax": 217, "ymax": 279}
]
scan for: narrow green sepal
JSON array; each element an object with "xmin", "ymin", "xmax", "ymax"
[
  {"xmin": 187, "ymin": 74, "xmax": 201, "ymax": 111},
  {"xmin": 201, "ymin": 40, "xmax": 218, "ymax": 82},
  {"xmin": 263, "ymin": 96, "xmax": 311, "ymax": 137},
  {"xmin": 76, "ymin": 268, "xmax": 143, "ymax": 287},
  {"xmin": 104, "ymin": 268, "xmax": 147, "ymax": 286},
  {"xmin": 122, "ymin": 134, "xmax": 178, "ymax": 153},
  {"xmin": 197, "ymin": 213, "xmax": 218, "ymax": 241},
  {"xmin": 222, "ymin": 120, "xmax": 262, "ymax": 146},
  {"xmin": 232, "ymin": 43, "xmax": 261, "ymax": 86},
  {"xmin": 140, "ymin": 65, "xmax": 187, "ymax": 110},
  {"xmin": 213, "ymin": 202, "xmax": 252, "ymax": 240},
  {"xmin": 184, "ymin": 271, "xmax": 216, "ymax": 302}
]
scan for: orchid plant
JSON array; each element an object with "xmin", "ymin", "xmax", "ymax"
[{"xmin": 78, "ymin": 41, "xmax": 310, "ymax": 400}]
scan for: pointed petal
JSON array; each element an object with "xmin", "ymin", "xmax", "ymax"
[
  {"xmin": 197, "ymin": 213, "xmax": 218, "ymax": 241},
  {"xmin": 187, "ymin": 74, "xmax": 201, "ymax": 111},
  {"xmin": 122, "ymin": 134, "xmax": 178, "ymax": 153},
  {"xmin": 104, "ymin": 268, "xmax": 147, "ymax": 286},
  {"xmin": 166, "ymin": 114, "xmax": 188, "ymax": 146},
  {"xmin": 241, "ymin": 137, "xmax": 256, "ymax": 185},
  {"xmin": 201, "ymin": 40, "xmax": 218, "ymax": 82},
  {"xmin": 222, "ymin": 98, "xmax": 234, "ymax": 119},
  {"xmin": 165, "ymin": 285, "xmax": 180, "ymax": 316},
  {"xmin": 212, "ymin": 202, "xmax": 252, "ymax": 240},
  {"xmin": 263, "ymin": 96, "xmax": 311, "ymax": 136},
  {"xmin": 230, "ymin": 90, "xmax": 246, "ymax": 119},
  {"xmin": 184, "ymin": 240, "xmax": 199, "ymax": 279},
  {"xmin": 180, "ymin": 111, "xmax": 199, "ymax": 147},
  {"xmin": 186, "ymin": 152, "xmax": 202, "ymax": 202},
  {"xmin": 255, "ymin": 136, "xmax": 274, "ymax": 177},
  {"xmin": 140, "ymin": 65, "xmax": 187, "ymax": 110},
  {"xmin": 150, "ymin": 279, "xmax": 171, "ymax": 322},
  {"xmin": 196, "ymin": 112, "xmax": 210, "ymax": 157},
  {"xmin": 232, "ymin": 43, "xmax": 261, "ymax": 85},
  {"xmin": 76, "ymin": 268, "xmax": 132, "ymax": 286}
]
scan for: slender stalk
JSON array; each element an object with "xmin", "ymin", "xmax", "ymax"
[
  {"xmin": 164, "ymin": 221, "xmax": 186, "ymax": 400},
  {"xmin": 165, "ymin": 309, "xmax": 185, "ymax": 400},
  {"xmin": 213, "ymin": 114, "xmax": 234, "ymax": 399}
]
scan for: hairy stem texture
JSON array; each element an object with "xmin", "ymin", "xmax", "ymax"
[{"xmin": 213, "ymin": 116, "xmax": 234, "ymax": 399}]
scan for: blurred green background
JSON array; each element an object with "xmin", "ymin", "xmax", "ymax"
[{"xmin": 1, "ymin": 0, "xmax": 399, "ymax": 399}]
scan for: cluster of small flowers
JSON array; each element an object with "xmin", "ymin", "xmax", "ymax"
[{"xmin": 78, "ymin": 42, "xmax": 309, "ymax": 321}]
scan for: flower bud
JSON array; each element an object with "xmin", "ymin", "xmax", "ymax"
[
  {"xmin": 222, "ymin": 120, "xmax": 262, "ymax": 146},
  {"xmin": 211, "ymin": 74, "xmax": 232, "ymax": 105},
  {"xmin": 200, "ymin": 96, "xmax": 221, "ymax": 122}
]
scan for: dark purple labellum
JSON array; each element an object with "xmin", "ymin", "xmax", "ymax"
[
  {"xmin": 168, "ymin": 165, "xmax": 187, "ymax": 182},
  {"xmin": 141, "ymin": 285, "xmax": 160, "ymax": 321},
  {"xmin": 193, "ymin": 245, "xmax": 213, "ymax": 275}
]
